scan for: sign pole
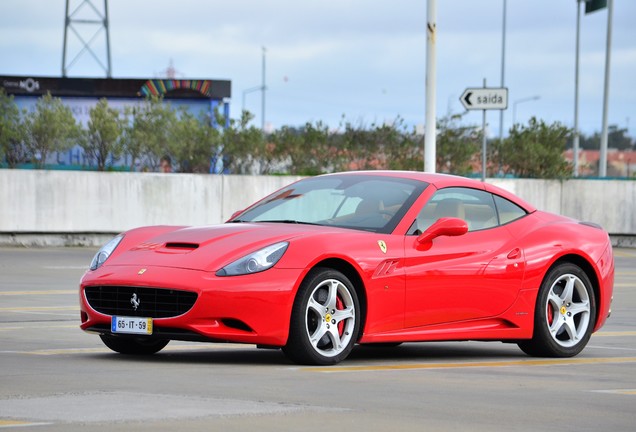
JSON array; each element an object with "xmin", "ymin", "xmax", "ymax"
[
  {"xmin": 459, "ymin": 83, "xmax": 507, "ymax": 181},
  {"xmin": 573, "ymin": 0, "xmax": 582, "ymax": 177},
  {"xmin": 481, "ymin": 78, "xmax": 487, "ymax": 182}
]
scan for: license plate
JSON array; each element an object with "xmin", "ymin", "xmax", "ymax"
[{"xmin": 111, "ymin": 316, "xmax": 153, "ymax": 335}]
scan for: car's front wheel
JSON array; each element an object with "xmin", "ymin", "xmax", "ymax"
[
  {"xmin": 518, "ymin": 263, "xmax": 596, "ymax": 357},
  {"xmin": 283, "ymin": 268, "xmax": 360, "ymax": 365},
  {"xmin": 100, "ymin": 334, "xmax": 169, "ymax": 355}
]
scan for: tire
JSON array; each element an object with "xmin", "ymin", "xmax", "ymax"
[
  {"xmin": 283, "ymin": 268, "xmax": 361, "ymax": 365},
  {"xmin": 100, "ymin": 334, "xmax": 169, "ymax": 355},
  {"xmin": 518, "ymin": 263, "xmax": 596, "ymax": 357}
]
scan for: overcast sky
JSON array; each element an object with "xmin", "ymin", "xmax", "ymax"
[{"xmin": 1, "ymin": 0, "xmax": 634, "ymax": 137}]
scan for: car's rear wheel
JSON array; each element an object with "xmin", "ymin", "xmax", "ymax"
[
  {"xmin": 100, "ymin": 334, "xmax": 169, "ymax": 355},
  {"xmin": 283, "ymin": 268, "xmax": 360, "ymax": 365},
  {"xmin": 518, "ymin": 263, "xmax": 596, "ymax": 357}
]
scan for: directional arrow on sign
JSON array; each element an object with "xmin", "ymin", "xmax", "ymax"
[{"xmin": 460, "ymin": 87, "xmax": 508, "ymax": 110}]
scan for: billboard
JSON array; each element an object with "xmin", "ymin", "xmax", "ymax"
[{"xmin": 1, "ymin": 75, "xmax": 232, "ymax": 171}]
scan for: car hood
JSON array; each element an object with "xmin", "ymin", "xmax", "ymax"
[{"xmin": 106, "ymin": 222, "xmax": 338, "ymax": 272}]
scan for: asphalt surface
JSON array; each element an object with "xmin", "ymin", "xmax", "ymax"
[{"xmin": 0, "ymin": 246, "xmax": 635, "ymax": 431}]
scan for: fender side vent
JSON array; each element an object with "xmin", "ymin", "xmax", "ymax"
[{"xmin": 373, "ymin": 259, "xmax": 400, "ymax": 277}]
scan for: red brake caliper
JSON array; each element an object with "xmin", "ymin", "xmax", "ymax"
[
  {"xmin": 547, "ymin": 302, "xmax": 554, "ymax": 325},
  {"xmin": 336, "ymin": 296, "xmax": 345, "ymax": 335}
]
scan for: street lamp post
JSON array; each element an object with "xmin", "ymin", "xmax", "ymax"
[
  {"xmin": 512, "ymin": 96, "xmax": 540, "ymax": 126},
  {"xmin": 573, "ymin": 0, "xmax": 582, "ymax": 177},
  {"xmin": 498, "ymin": 0, "xmax": 507, "ymax": 143},
  {"xmin": 241, "ymin": 47, "xmax": 267, "ymax": 130},
  {"xmin": 424, "ymin": 0, "xmax": 437, "ymax": 173}
]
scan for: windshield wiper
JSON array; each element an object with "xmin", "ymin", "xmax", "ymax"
[{"xmin": 256, "ymin": 220, "xmax": 322, "ymax": 226}]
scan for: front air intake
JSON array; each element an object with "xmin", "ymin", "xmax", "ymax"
[{"xmin": 85, "ymin": 286, "xmax": 197, "ymax": 318}]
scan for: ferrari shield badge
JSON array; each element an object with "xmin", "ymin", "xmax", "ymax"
[
  {"xmin": 377, "ymin": 240, "xmax": 387, "ymax": 254},
  {"xmin": 138, "ymin": 268, "xmax": 147, "ymax": 275}
]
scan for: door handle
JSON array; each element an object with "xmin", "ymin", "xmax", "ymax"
[{"xmin": 507, "ymin": 248, "xmax": 521, "ymax": 260}]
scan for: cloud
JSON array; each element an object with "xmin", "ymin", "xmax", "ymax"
[{"xmin": 0, "ymin": 0, "xmax": 633, "ymax": 135}]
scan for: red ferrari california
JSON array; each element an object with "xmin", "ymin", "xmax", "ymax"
[{"xmin": 79, "ymin": 171, "xmax": 614, "ymax": 365}]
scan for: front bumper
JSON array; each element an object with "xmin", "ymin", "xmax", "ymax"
[{"xmin": 79, "ymin": 264, "xmax": 303, "ymax": 346}]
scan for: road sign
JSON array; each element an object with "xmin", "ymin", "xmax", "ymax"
[
  {"xmin": 460, "ymin": 87, "xmax": 508, "ymax": 110},
  {"xmin": 585, "ymin": 0, "xmax": 607, "ymax": 14}
]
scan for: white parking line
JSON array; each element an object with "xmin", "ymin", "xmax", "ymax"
[
  {"xmin": 42, "ymin": 266, "xmax": 87, "ymax": 270},
  {"xmin": 3, "ymin": 343, "xmax": 250, "ymax": 356},
  {"xmin": 588, "ymin": 345, "xmax": 636, "ymax": 352},
  {"xmin": 0, "ymin": 290, "xmax": 76, "ymax": 296},
  {"xmin": 304, "ymin": 357, "xmax": 636, "ymax": 373},
  {"xmin": 591, "ymin": 389, "xmax": 636, "ymax": 395},
  {"xmin": 0, "ymin": 306, "xmax": 78, "ymax": 312},
  {"xmin": 0, "ymin": 420, "xmax": 52, "ymax": 428}
]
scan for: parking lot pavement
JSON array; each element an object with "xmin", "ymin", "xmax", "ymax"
[{"xmin": 0, "ymin": 247, "xmax": 635, "ymax": 431}]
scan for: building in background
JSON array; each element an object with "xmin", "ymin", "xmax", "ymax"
[{"xmin": 1, "ymin": 75, "xmax": 231, "ymax": 170}]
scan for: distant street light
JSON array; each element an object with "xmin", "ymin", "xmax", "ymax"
[
  {"xmin": 512, "ymin": 96, "xmax": 540, "ymax": 126},
  {"xmin": 242, "ymin": 85, "xmax": 263, "ymax": 115},
  {"xmin": 241, "ymin": 47, "xmax": 267, "ymax": 131},
  {"xmin": 261, "ymin": 46, "xmax": 267, "ymax": 131}
]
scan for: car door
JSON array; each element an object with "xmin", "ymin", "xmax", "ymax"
[{"xmin": 403, "ymin": 187, "xmax": 526, "ymax": 328}]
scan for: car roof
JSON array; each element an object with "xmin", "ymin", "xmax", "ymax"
[{"xmin": 319, "ymin": 170, "xmax": 537, "ymax": 213}]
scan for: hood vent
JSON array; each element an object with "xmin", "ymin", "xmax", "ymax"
[{"xmin": 165, "ymin": 242, "xmax": 199, "ymax": 250}]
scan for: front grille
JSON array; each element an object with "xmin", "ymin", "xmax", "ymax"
[{"xmin": 85, "ymin": 286, "xmax": 198, "ymax": 318}]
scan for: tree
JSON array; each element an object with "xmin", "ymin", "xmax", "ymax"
[
  {"xmin": 219, "ymin": 110, "xmax": 267, "ymax": 174},
  {"xmin": 82, "ymin": 98, "xmax": 125, "ymax": 171},
  {"xmin": 383, "ymin": 121, "xmax": 423, "ymax": 172},
  {"xmin": 270, "ymin": 121, "xmax": 332, "ymax": 175},
  {"xmin": 23, "ymin": 92, "xmax": 80, "ymax": 169},
  {"xmin": 168, "ymin": 109, "xmax": 217, "ymax": 173},
  {"xmin": 123, "ymin": 96, "xmax": 177, "ymax": 171},
  {"xmin": 607, "ymin": 126, "xmax": 633, "ymax": 150},
  {"xmin": 0, "ymin": 89, "xmax": 28, "ymax": 168},
  {"xmin": 497, "ymin": 117, "xmax": 572, "ymax": 178},
  {"xmin": 436, "ymin": 114, "xmax": 481, "ymax": 175},
  {"xmin": 339, "ymin": 120, "xmax": 384, "ymax": 171},
  {"xmin": 567, "ymin": 126, "xmax": 634, "ymax": 151}
]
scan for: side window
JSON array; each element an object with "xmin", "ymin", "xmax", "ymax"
[
  {"xmin": 493, "ymin": 195, "xmax": 527, "ymax": 225},
  {"xmin": 412, "ymin": 187, "xmax": 498, "ymax": 234}
]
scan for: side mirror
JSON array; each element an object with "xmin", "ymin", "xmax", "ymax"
[{"xmin": 417, "ymin": 217, "xmax": 468, "ymax": 244}]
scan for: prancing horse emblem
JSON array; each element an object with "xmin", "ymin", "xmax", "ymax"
[
  {"xmin": 377, "ymin": 240, "xmax": 387, "ymax": 254},
  {"xmin": 130, "ymin": 293, "xmax": 141, "ymax": 311}
]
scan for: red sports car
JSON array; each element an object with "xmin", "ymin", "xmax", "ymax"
[{"xmin": 79, "ymin": 171, "xmax": 614, "ymax": 365}]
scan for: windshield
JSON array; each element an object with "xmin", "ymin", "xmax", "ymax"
[{"xmin": 232, "ymin": 174, "xmax": 427, "ymax": 233}]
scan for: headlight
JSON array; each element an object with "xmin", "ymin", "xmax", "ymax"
[
  {"xmin": 216, "ymin": 242, "xmax": 289, "ymax": 276},
  {"xmin": 90, "ymin": 235, "xmax": 124, "ymax": 270}
]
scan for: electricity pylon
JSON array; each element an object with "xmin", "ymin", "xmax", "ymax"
[{"xmin": 62, "ymin": 0, "xmax": 112, "ymax": 77}]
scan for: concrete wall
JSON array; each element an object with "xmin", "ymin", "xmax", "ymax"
[
  {"xmin": 0, "ymin": 170, "xmax": 633, "ymax": 245},
  {"xmin": 0, "ymin": 170, "xmax": 302, "ymax": 234},
  {"xmin": 490, "ymin": 178, "xmax": 636, "ymax": 237}
]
